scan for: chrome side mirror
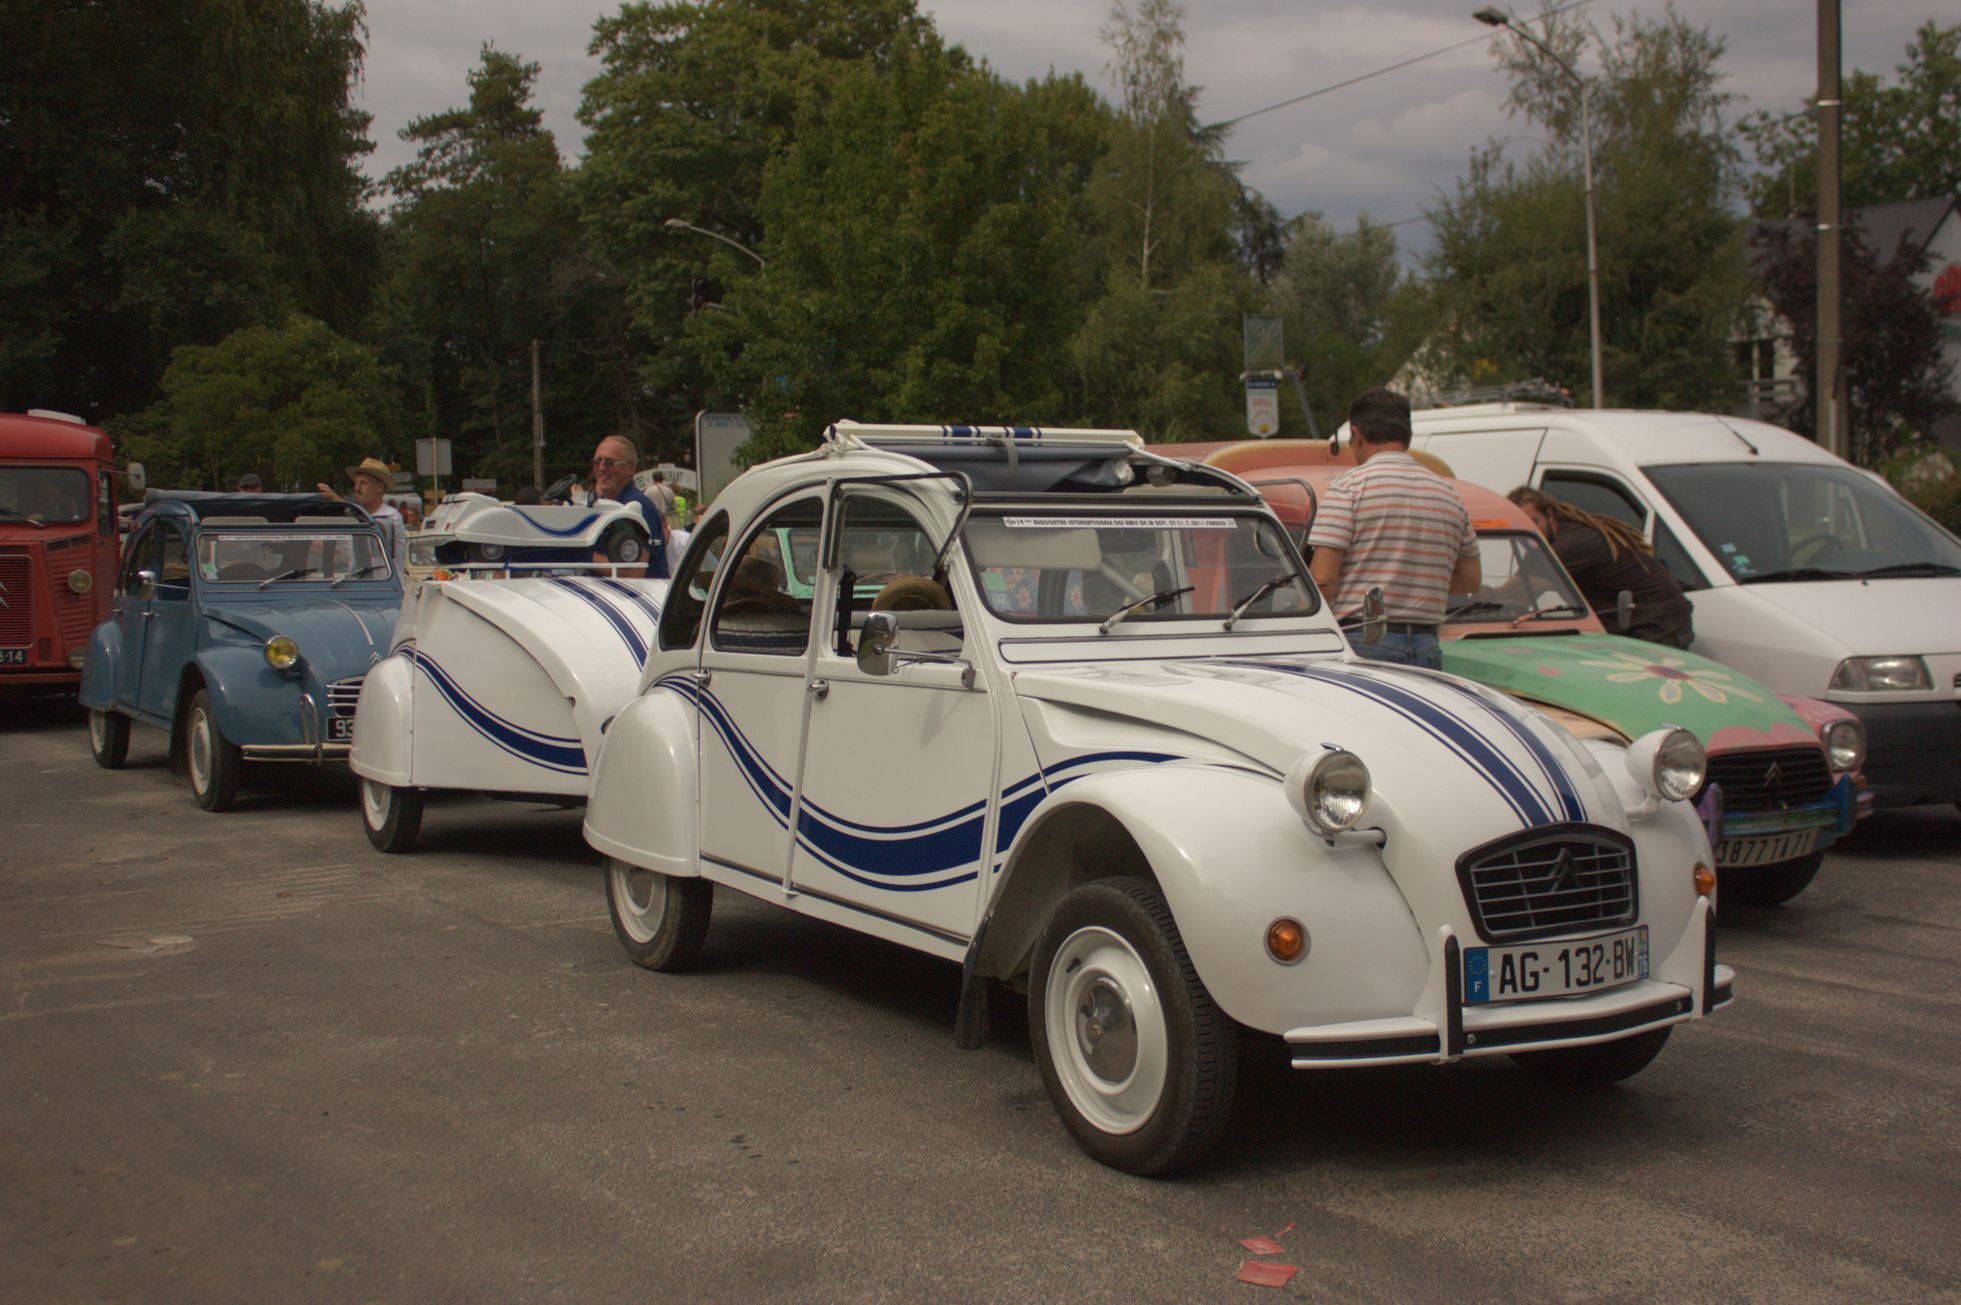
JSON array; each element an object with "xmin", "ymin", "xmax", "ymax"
[
  {"xmin": 1615, "ymin": 589, "xmax": 1634, "ymax": 632},
  {"xmin": 1360, "ymin": 586, "xmax": 1387, "ymax": 646},
  {"xmin": 136, "ymin": 568, "xmax": 158, "ymax": 599},
  {"xmin": 857, "ymin": 610, "xmax": 898, "ymax": 676},
  {"xmin": 124, "ymin": 462, "xmax": 147, "ymax": 494}
]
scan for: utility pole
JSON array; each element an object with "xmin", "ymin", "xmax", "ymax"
[
  {"xmin": 1816, "ymin": 0, "xmax": 1847, "ymax": 460},
  {"xmin": 530, "ymin": 339, "xmax": 545, "ymax": 491}
]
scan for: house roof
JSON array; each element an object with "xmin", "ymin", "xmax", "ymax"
[{"xmin": 1750, "ymin": 194, "xmax": 1958, "ymax": 271}]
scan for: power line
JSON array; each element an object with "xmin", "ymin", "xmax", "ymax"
[{"xmin": 1205, "ymin": 0, "xmax": 1597, "ymax": 131}]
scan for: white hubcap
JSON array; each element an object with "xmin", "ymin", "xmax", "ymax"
[
  {"xmin": 610, "ymin": 860, "xmax": 667, "ymax": 944},
  {"xmin": 1045, "ymin": 926, "xmax": 1169, "ymax": 1135},
  {"xmin": 189, "ymin": 709, "xmax": 212, "ymax": 792},
  {"xmin": 361, "ymin": 779, "xmax": 391, "ymax": 831}
]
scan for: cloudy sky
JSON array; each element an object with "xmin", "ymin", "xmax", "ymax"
[{"xmin": 355, "ymin": 0, "xmax": 1939, "ymax": 253}]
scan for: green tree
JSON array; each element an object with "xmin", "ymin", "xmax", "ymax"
[
  {"xmin": 124, "ymin": 315, "xmax": 398, "ymax": 491},
  {"xmin": 1264, "ymin": 212, "xmax": 1405, "ymax": 433},
  {"xmin": 378, "ymin": 46, "xmax": 627, "ymax": 489},
  {"xmin": 1424, "ymin": 7, "xmax": 1749, "ymax": 409},
  {"xmin": 1066, "ymin": 0, "xmax": 1252, "ymax": 441},
  {"xmin": 0, "ymin": 0, "xmax": 379, "ymax": 418},
  {"xmin": 1741, "ymin": 21, "xmax": 1961, "ymax": 216}
]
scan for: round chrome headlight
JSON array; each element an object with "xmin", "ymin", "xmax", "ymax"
[
  {"xmin": 1652, "ymin": 728, "xmax": 1706, "ymax": 802},
  {"xmin": 264, "ymin": 634, "xmax": 300, "ymax": 670},
  {"xmin": 1292, "ymin": 750, "xmax": 1370, "ymax": 834},
  {"xmin": 67, "ymin": 568, "xmax": 93, "ymax": 594},
  {"xmin": 1824, "ymin": 719, "xmax": 1865, "ymax": 773}
]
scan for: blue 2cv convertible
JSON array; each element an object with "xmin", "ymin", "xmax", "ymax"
[{"xmin": 79, "ymin": 492, "xmax": 402, "ymax": 811}]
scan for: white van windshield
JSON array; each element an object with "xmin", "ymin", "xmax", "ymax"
[{"xmin": 1645, "ymin": 462, "xmax": 1961, "ymax": 583}]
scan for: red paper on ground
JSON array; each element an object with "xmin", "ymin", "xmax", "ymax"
[
  {"xmin": 1236, "ymin": 1260, "xmax": 1299, "ymax": 1288},
  {"xmin": 1238, "ymin": 1237, "xmax": 1286, "ymax": 1255}
]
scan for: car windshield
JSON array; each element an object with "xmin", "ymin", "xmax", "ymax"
[
  {"xmin": 1447, "ymin": 531, "xmax": 1590, "ymax": 624},
  {"xmin": 1645, "ymin": 462, "xmax": 1961, "ymax": 582},
  {"xmin": 0, "ymin": 467, "xmax": 90, "ymax": 525},
  {"xmin": 962, "ymin": 510, "xmax": 1316, "ymax": 624},
  {"xmin": 196, "ymin": 531, "xmax": 392, "ymax": 584}
]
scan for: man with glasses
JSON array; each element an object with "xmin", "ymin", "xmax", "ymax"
[{"xmin": 589, "ymin": 435, "xmax": 668, "ymax": 579}]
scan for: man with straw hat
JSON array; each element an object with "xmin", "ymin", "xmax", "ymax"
[{"xmin": 318, "ymin": 457, "xmax": 406, "ymax": 573}]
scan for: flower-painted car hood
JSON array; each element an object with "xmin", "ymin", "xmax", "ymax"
[
  {"xmin": 1009, "ymin": 656, "xmax": 1622, "ymax": 841},
  {"xmin": 1442, "ymin": 633, "xmax": 1818, "ymax": 753}
]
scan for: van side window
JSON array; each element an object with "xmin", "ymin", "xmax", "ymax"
[
  {"xmin": 1540, "ymin": 472, "xmax": 1646, "ymax": 530},
  {"xmin": 1651, "ymin": 520, "xmax": 1708, "ymax": 591},
  {"xmin": 657, "ymin": 510, "xmax": 730, "ymax": 652}
]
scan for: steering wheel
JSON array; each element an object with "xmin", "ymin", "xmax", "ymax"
[
  {"xmin": 541, "ymin": 473, "xmax": 578, "ymax": 503},
  {"xmin": 1788, "ymin": 531, "xmax": 1846, "ymax": 567}
]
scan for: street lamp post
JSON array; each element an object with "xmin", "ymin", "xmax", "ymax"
[
  {"xmin": 1474, "ymin": 8, "xmax": 1603, "ymax": 410},
  {"xmin": 662, "ymin": 218, "xmax": 767, "ymax": 271}
]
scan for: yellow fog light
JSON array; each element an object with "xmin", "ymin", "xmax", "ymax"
[
  {"xmin": 67, "ymin": 568, "xmax": 92, "ymax": 594},
  {"xmin": 1265, "ymin": 918, "xmax": 1309, "ymax": 965},
  {"xmin": 264, "ymin": 635, "xmax": 300, "ymax": 670},
  {"xmin": 1693, "ymin": 863, "xmax": 1716, "ymax": 898}
]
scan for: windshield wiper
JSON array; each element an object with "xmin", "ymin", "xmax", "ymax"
[
  {"xmin": 1222, "ymin": 572, "xmax": 1302, "ymax": 630},
  {"xmin": 1099, "ymin": 585, "xmax": 1193, "ymax": 635},
  {"xmin": 1445, "ymin": 599, "xmax": 1511, "ymax": 620},
  {"xmin": 1512, "ymin": 603, "xmax": 1590, "ymax": 628},
  {"xmin": 1848, "ymin": 562, "xmax": 1961, "ymax": 579},
  {"xmin": 1738, "ymin": 566, "xmax": 1853, "ymax": 584},
  {"xmin": 332, "ymin": 564, "xmax": 388, "ymax": 588},
  {"xmin": 258, "ymin": 567, "xmax": 318, "ymax": 589},
  {"xmin": 0, "ymin": 507, "xmax": 46, "ymax": 529}
]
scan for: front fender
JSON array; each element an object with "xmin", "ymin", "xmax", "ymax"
[
  {"xmin": 583, "ymin": 684, "xmax": 699, "ymax": 876},
  {"xmin": 996, "ymin": 766, "xmax": 1429, "ymax": 1036},
  {"xmin": 78, "ymin": 619, "xmax": 120, "ymax": 710},
  {"xmin": 350, "ymin": 652, "xmax": 415, "ymax": 785},
  {"xmin": 194, "ymin": 647, "xmax": 306, "ymax": 745}
]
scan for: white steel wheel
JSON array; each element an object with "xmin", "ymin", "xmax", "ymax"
[
  {"xmin": 185, "ymin": 689, "xmax": 240, "ymax": 812},
  {"xmin": 360, "ymin": 778, "xmax": 424, "ymax": 854},
  {"xmin": 606, "ymin": 857, "xmax": 713, "ymax": 972},
  {"xmin": 1028, "ymin": 877, "xmax": 1238, "ymax": 1176},
  {"xmin": 88, "ymin": 708, "xmax": 129, "ymax": 769},
  {"xmin": 1044, "ymin": 926, "xmax": 1170, "ymax": 1136}
]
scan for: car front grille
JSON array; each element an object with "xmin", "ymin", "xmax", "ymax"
[
  {"xmin": 327, "ymin": 675, "xmax": 365, "ymax": 717},
  {"xmin": 0, "ymin": 553, "xmax": 31, "ymax": 645},
  {"xmin": 1699, "ymin": 746, "xmax": 1832, "ymax": 812},
  {"xmin": 1457, "ymin": 827, "xmax": 1639, "ymax": 943}
]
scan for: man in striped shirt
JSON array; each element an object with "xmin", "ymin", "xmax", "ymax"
[{"xmin": 1307, "ymin": 388, "xmax": 1480, "ymax": 669}]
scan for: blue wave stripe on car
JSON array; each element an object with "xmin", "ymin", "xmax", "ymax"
[
  {"xmin": 510, "ymin": 509, "xmax": 600, "ymax": 537},
  {"xmin": 1222, "ymin": 659, "xmax": 1549, "ymax": 827},
  {"xmin": 1420, "ymin": 672, "xmax": 1587, "ymax": 823},
  {"xmin": 548, "ymin": 577, "xmax": 646, "ymax": 666},
  {"xmin": 594, "ymin": 577, "xmax": 663, "ymax": 626},
  {"xmin": 410, "ymin": 650, "xmax": 587, "ymax": 774}
]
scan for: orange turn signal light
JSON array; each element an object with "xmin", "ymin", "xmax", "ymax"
[
  {"xmin": 1266, "ymin": 918, "xmax": 1308, "ymax": 965},
  {"xmin": 1693, "ymin": 863, "xmax": 1716, "ymax": 897}
]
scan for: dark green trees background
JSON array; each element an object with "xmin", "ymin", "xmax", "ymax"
[{"xmin": 2, "ymin": 1, "xmax": 1954, "ymax": 487}]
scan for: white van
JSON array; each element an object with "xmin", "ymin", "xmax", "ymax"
[{"xmin": 1404, "ymin": 405, "xmax": 1961, "ymax": 810}]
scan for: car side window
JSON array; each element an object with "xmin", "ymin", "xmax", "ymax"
[
  {"xmin": 119, "ymin": 525, "xmax": 158, "ymax": 597},
  {"xmin": 709, "ymin": 499, "xmax": 823, "ymax": 656},
  {"xmin": 657, "ymin": 510, "xmax": 730, "ymax": 652},
  {"xmin": 834, "ymin": 495, "xmax": 961, "ymax": 655},
  {"xmin": 1651, "ymin": 519, "xmax": 1708, "ymax": 592},
  {"xmin": 156, "ymin": 524, "xmax": 191, "ymax": 596},
  {"xmin": 1539, "ymin": 472, "xmax": 1647, "ymax": 531}
]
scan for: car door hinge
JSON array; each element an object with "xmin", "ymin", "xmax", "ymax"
[{"xmin": 808, "ymin": 678, "xmax": 829, "ymax": 701}]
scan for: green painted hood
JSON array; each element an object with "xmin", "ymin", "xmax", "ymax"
[{"xmin": 1442, "ymin": 634, "xmax": 1819, "ymax": 754}]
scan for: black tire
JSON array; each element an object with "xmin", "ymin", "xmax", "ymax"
[
  {"xmin": 1028, "ymin": 877, "xmax": 1239, "ymax": 1176},
  {"xmin": 600, "ymin": 524, "xmax": 650, "ymax": 566},
  {"xmin": 185, "ymin": 689, "xmax": 241, "ymax": 812},
  {"xmin": 360, "ymin": 778, "xmax": 425, "ymax": 853},
  {"xmin": 88, "ymin": 708, "xmax": 130, "ymax": 769},
  {"xmin": 607, "ymin": 858, "xmax": 713, "ymax": 971},
  {"xmin": 1511, "ymin": 1026, "xmax": 1671, "ymax": 1087},
  {"xmin": 1718, "ymin": 850, "xmax": 1823, "ymax": 907}
]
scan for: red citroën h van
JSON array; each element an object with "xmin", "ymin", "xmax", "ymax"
[{"xmin": 0, "ymin": 411, "xmax": 131, "ymax": 692}]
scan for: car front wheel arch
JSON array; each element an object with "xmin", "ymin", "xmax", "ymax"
[{"xmin": 979, "ymin": 802, "xmax": 1156, "ymax": 987}]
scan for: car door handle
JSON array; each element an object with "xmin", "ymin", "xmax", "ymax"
[{"xmin": 807, "ymin": 678, "xmax": 829, "ymax": 701}]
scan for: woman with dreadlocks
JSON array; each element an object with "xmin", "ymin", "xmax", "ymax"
[{"xmin": 1507, "ymin": 487, "xmax": 1696, "ymax": 649}]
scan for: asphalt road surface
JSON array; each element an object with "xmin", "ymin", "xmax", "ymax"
[{"xmin": 4, "ymin": 699, "xmax": 1958, "ymax": 1302}]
